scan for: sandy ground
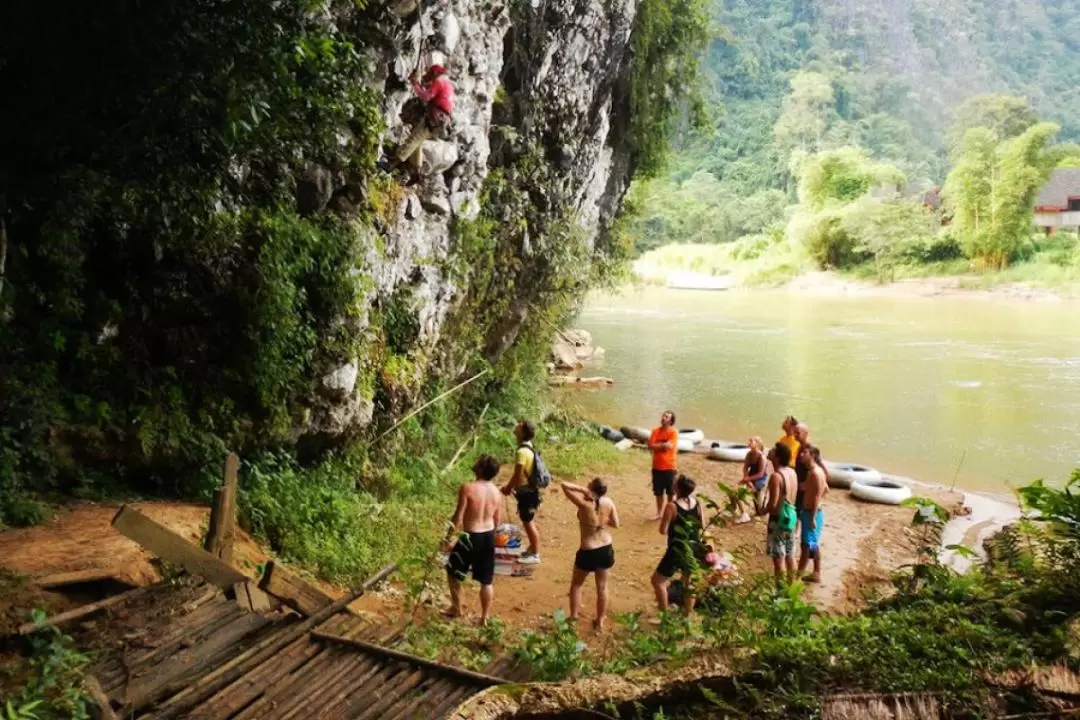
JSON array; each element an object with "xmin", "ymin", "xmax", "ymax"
[
  {"xmin": 785, "ymin": 270, "xmax": 1079, "ymax": 302},
  {"xmin": 363, "ymin": 449, "xmax": 962, "ymax": 628},
  {"xmin": 0, "ymin": 502, "xmax": 271, "ymax": 587},
  {"xmin": 0, "ymin": 453, "xmax": 962, "ymax": 633}
]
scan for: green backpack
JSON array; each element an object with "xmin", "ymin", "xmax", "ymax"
[{"xmin": 776, "ymin": 472, "xmax": 798, "ymax": 532}]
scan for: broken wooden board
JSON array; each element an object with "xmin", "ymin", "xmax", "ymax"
[
  {"xmin": 34, "ymin": 568, "xmax": 125, "ymax": 589},
  {"xmin": 111, "ymin": 505, "xmax": 247, "ymax": 589},
  {"xmin": 17, "ymin": 584, "xmax": 159, "ymax": 635},
  {"xmin": 85, "ymin": 674, "xmax": 119, "ymax": 720},
  {"xmin": 232, "ymin": 580, "xmax": 275, "ymax": 614},
  {"xmin": 258, "ymin": 560, "xmax": 335, "ymax": 617},
  {"xmin": 205, "ymin": 452, "xmax": 240, "ymax": 565}
]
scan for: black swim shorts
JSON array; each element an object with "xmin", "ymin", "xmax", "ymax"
[
  {"xmin": 446, "ymin": 530, "xmax": 496, "ymax": 585},
  {"xmin": 651, "ymin": 469, "xmax": 676, "ymax": 498},
  {"xmin": 655, "ymin": 542, "xmax": 703, "ymax": 579},
  {"xmin": 574, "ymin": 545, "xmax": 615, "ymax": 573},
  {"xmin": 515, "ymin": 487, "xmax": 541, "ymax": 523}
]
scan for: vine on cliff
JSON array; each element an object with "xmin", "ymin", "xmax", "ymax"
[{"xmin": 629, "ymin": 0, "xmax": 710, "ymax": 177}]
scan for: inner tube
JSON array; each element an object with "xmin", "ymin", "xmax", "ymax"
[
  {"xmin": 620, "ymin": 426, "xmax": 651, "ymax": 443},
  {"xmin": 599, "ymin": 426, "xmax": 625, "ymax": 443},
  {"xmin": 678, "ymin": 429, "xmax": 705, "ymax": 445},
  {"xmin": 708, "ymin": 442, "xmax": 750, "ymax": 463},
  {"xmin": 825, "ymin": 462, "xmax": 882, "ymax": 490},
  {"xmin": 677, "ymin": 437, "xmax": 695, "ymax": 453},
  {"xmin": 850, "ymin": 478, "xmax": 912, "ymax": 506}
]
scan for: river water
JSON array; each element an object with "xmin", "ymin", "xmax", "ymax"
[{"xmin": 571, "ymin": 286, "xmax": 1080, "ymax": 493}]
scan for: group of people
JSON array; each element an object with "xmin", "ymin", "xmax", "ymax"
[
  {"xmin": 441, "ymin": 413, "xmax": 829, "ymax": 628},
  {"xmin": 727, "ymin": 415, "xmax": 829, "ymax": 585},
  {"xmin": 440, "ymin": 419, "xmax": 622, "ymax": 629}
]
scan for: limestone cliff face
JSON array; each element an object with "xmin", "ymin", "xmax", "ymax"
[{"xmin": 302, "ymin": 0, "xmax": 638, "ymax": 441}]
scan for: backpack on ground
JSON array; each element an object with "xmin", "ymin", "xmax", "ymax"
[{"xmin": 520, "ymin": 443, "xmax": 552, "ymax": 490}]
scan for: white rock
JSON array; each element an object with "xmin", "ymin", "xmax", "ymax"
[{"xmin": 323, "ymin": 362, "xmax": 359, "ymax": 395}]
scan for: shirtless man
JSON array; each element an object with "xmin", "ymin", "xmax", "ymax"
[
  {"xmin": 760, "ymin": 442, "xmax": 798, "ymax": 584},
  {"xmin": 444, "ymin": 454, "xmax": 502, "ymax": 625},
  {"xmin": 797, "ymin": 444, "xmax": 828, "ymax": 583},
  {"xmin": 562, "ymin": 479, "xmax": 620, "ymax": 631}
]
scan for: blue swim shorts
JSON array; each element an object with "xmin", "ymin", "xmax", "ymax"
[{"xmin": 799, "ymin": 508, "xmax": 824, "ymax": 552}]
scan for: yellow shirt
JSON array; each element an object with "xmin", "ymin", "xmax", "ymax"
[
  {"xmin": 516, "ymin": 443, "xmax": 535, "ymax": 479},
  {"xmin": 778, "ymin": 435, "xmax": 800, "ymax": 467}
]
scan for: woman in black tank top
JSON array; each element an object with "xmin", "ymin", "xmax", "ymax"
[{"xmin": 651, "ymin": 474, "xmax": 706, "ymax": 615}]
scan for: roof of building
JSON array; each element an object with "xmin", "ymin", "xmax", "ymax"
[{"xmin": 1035, "ymin": 168, "xmax": 1080, "ymax": 210}]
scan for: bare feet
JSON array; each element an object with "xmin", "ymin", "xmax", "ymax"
[
  {"xmin": 735, "ymin": 512, "xmax": 752, "ymax": 524},
  {"xmin": 647, "ymin": 514, "xmax": 661, "ymax": 521},
  {"xmin": 592, "ymin": 619, "xmax": 605, "ymax": 634},
  {"xmin": 442, "ymin": 607, "xmax": 461, "ymax": 620},
  {"xmin": 803, "ymin": 574, "xmax": 822, "ymax": 584}
]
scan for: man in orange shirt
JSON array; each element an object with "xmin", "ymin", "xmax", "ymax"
[{"xmin": 648, "ymin": 410, "xmax": 679, "ymax": 520}]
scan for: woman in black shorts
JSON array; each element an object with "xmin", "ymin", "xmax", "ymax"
[
  {"xmin": 651, "ymin": 474, "xmax": 705, "ymax": 616},
  {"xmin": 561, "ymin": 478, "xmax": 620, "ymax": 631}
]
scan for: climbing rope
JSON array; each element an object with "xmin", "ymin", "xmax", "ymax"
[{"xmin": 413, "ymin": 0, "xmax": 429, "ymax": 77}]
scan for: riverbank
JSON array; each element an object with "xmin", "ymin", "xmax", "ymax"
[{"xmin": 633, "ymin": 246, "xmax": 1080, "ymax": 301}]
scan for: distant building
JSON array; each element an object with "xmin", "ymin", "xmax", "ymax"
[{"xmin": 1033, "ymin": 168, "xmax": 1080, "ymax": 234}]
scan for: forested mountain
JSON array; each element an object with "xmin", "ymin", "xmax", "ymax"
[{"xmin": 635, "ymin": 0, "xmax": 1080, "ymax": 251}]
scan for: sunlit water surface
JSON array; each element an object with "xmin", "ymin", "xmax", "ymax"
[{"xmin": 571, "ymin": 287, "xmax": 1080, "ymax": 492}]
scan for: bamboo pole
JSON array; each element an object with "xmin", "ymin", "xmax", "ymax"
[
  {"xmin": 441, "ymin": 403, "xmax": 490, "ymax": 475},
  {"xmin": 375, "ymin": 369, "xmax": 489, "ymax": 442},
  {"xmin": 310, "ymin": 631, "xmax": 507, "ymax": 687}
]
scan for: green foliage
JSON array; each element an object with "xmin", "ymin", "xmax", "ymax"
[
  {"xmin": 626, "ymin": 0, "xmax": 1080, "ymax": 290},
  {"xmin": 947, "ymin": 94, "xmax": 1039, "ymax": 156},
  {"xmin": 0, "ymin": 0, "xmax": 382, "ymax": 506},
  {"xmin": 944, "ymin": 122, "xmax": 1062, "ymax": 268},
  {"xmin": 629, "ymin": 0, "xmax": 711, "ymax": 176},
  {"xmin": 842, "ymin": 198, "xmax": 937, "ymax": 282},
  {"xmin": 514, "ymin": 610, "xmax": 590, "ymax": 681},
  {"xmin": 6, "ymin": 611, "xmax": 92, "ymax": 720}
]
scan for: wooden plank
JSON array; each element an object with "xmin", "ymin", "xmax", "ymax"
[
  {"xmin": 111, "ymin": 505, "xmax": 247, "ymax": 589},
  {"xmin": 144, "ymin": 563, "xmax": 396, "ymax": 720},
  {"xmin": 17, "ymin": 584, "xmax": 159, "ymax": 635},
  {"xmin": 85, "ymin": 673, "xmax": 119, "ymax": 720},
  {"xmin": 205, "ymin": 452, "xmax": 240, "ymax": 565},
  {"xmin": 246, "ymin": 583, "xmax": 274, "ymax": 613},
  {"xmin": 258, "ymin": 560, "xmax": 335, "ymax": 617},
  {"xmin": 117, "ymin": 611, "xmax": 270, "ymax": 712},
  {"xmin": 311, "ymin": 632, "xmax": 508, "ymax": 687},
  {"xmin": 233, "ymin": 581, "xmax": 254, "ymax": 613},
  {"xmin": 274, "ymin": 621, "xmax": 394, "ymax": 720},
  {"xmin": 352, "ymin": 668, "xmax": 428, "ymax": 720},
  {"xmin": 127, "ymin": 596, "xmax": 237, "ymax": 670},
  {"xmin": 200, "ymin": 614, "xmax": 353, "ymax": 719},
  {"xmin": 35, "ymin": 568, "xmax": 126, "ymax": 589}
]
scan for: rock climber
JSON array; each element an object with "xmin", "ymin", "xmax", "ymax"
[{"xmin": 393, "ymin": 63, "xmax": 455, "ymax": 186}]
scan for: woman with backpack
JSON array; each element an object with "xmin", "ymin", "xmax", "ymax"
[
  {"xmin": 651, "ymin": 474, "xmax": 706, "ymax": 616},
  {"xmin": 561, "ymin": 478, "xmax": 620, "ymax": 632},
  {"xmin": 760, "ymin": 441, "xmax": 799, "ymax": 585}
]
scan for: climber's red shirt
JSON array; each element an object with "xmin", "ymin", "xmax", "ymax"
[{"xmin": 412, "ymin": 75, "xmax": 455, "ymax": 116}]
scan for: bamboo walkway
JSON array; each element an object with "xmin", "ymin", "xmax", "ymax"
[{"xmin": 82, "ymin": 569, "xmax": 528, "ymax": 719}]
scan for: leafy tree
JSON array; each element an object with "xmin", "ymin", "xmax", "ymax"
[
  {"xmin": 944, "ymin": 122, "xmax": 1061, "ymax": 268},
  {"xmin": 947, "ymin": 94, "xmax": 1038, "ymax": 155},
  {"xmin": 796, "ymin": 147, "xmax": 904, "ymax": 211},
  {"xmin": 773, "ymin": 71, "xmax": 835, "ymax": 158},
  {"xmin": 843, "ymin": 198, "xmax": 937, "ymax": 282}
]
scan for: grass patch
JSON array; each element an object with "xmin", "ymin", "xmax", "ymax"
[
  {"xmin": 634, "ymin": 235, "xmax": 808, "ymax": 288},
  {"xmin": 238, "ymin": 406, "xmax": 626, "ymax": 586}
]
